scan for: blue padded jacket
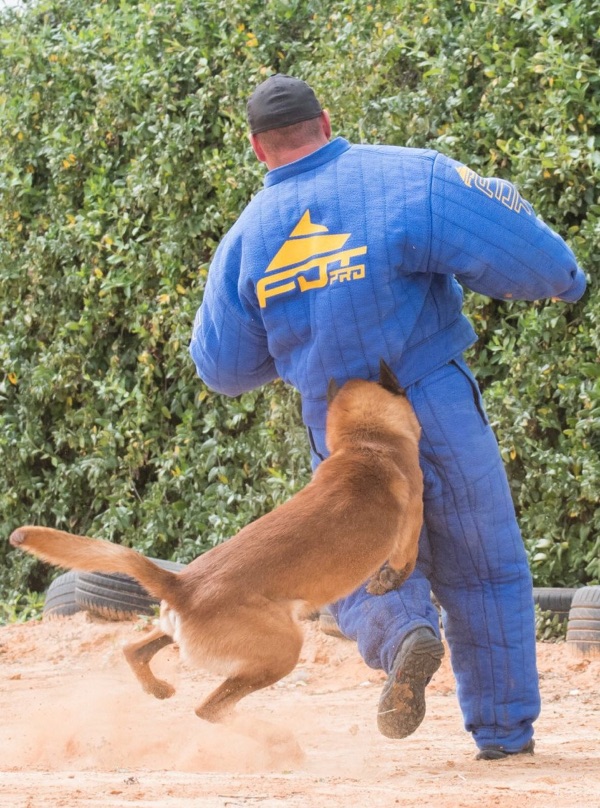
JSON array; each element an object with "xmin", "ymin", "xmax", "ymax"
[{"xmin": 190, "ymin": 137, "xmax": 586, "ymax": 431}]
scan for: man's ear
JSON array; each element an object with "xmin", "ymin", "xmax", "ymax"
[
  {"xmin": 321, "ymin": 109, "xmax": 332, "ymax": 140},
  {"xmin": 327, "ymin": 378, "xmax": 340, "ymax": 404},
  {"xmin": 249, "ymin": 133, "xmax": 268, "ymax": 164},
  {"xmin": 379, "ymin": 359, "xmax": 406, "ymax": 396}
]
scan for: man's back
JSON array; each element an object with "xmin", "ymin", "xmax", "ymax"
[{"xmin": 194, "ymin": 139, "xmax": 474, "ymax": 429}]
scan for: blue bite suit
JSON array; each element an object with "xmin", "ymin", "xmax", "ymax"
[{"xmin": 190, "ymin": 138, "xmax": 586, "ymax": 750}]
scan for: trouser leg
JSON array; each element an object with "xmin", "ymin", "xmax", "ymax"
[
  {"xmin": 411, "ymin": 359, "xmax": 540, "ymax": 750},
  {"xmin": 423, "ymin": 455, "xmax": 540, "ymax": 749}
]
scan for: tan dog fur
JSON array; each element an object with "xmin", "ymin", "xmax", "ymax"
[{"xmin": 9, "ymin": 362, "xmax": 423, "ymax": 723}]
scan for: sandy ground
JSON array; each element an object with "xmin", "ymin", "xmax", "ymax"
[{"xmin": 0, "ymin": 612, "xmax": 599, "ymax": 808}]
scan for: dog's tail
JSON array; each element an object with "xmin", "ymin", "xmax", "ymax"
[{"xmin": 10, "ymin": 526, "xmax": 178, "ymax": 602}]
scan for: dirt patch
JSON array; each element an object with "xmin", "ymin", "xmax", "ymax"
[{"xmin": 0, "ymin": 613, "xmax": 599, "ymax": 807}]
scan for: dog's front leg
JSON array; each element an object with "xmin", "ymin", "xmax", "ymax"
[
  {"xmin": 368, "ymin": 496, "xmax": 422, "ymax": 595},
  {"xmin": 366, "ymin": 562, "xmax": 412, "ymax": 595},
  {"xmin": 122, "ymin": 628, "xmax": 176, "ymax": 699}
]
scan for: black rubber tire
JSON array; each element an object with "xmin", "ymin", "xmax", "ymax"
[
  {"xmin": 567, "ymin": 586, "xmax": 600, "ymax": 655},
  {"xmin": 75, "ymin": 558, "xmax": 185, "ymax": 621},
  {"xmin": 533, "ymin": 587, "xmax": 578, "ymax": 622},
  {"xmin": 43, "ymin": 571, "xmax": 81, "ymax": 619}
]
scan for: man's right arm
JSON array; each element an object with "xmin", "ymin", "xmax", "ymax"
[{"xmin": 189, "ymin": 236, "xmax": 278, "ymax": 397}]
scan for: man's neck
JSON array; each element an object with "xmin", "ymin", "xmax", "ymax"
[{"xmin": 266, "ymin": 138, "xmax": 329, "ymax": 170}]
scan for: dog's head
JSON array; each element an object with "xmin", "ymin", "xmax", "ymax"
[
  {"xmin": 327, "ymin": 359, "xmax": 406, "ymax": 404},
  {"xmin": 325, "ymin": 360, "xmax": 420, "ymax": 454}
]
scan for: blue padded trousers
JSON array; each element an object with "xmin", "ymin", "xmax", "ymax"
[{"xmin": 322, "ymin": 358, "xmax": 541, "ymax": 751}]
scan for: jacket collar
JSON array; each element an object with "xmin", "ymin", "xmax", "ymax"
[{"xmin": 263, "ymin": 137, "xmax": 351, "ymax": 187}]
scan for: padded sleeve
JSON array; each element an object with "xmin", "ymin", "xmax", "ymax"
[
  {"xmin": 428, "ymin": 153, "xmax": 586, "ymax": 303},
  {"xmin": 189, "ymin": 234, "xmax": 278, "ymax": 396}
]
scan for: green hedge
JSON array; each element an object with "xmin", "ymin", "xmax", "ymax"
[{"xmin": 1, "ymin": 0, "xmax": 598, "ymax": 608}]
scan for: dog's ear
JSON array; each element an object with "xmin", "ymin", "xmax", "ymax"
[
  {"xmin": 327, "ymin": 378, "xmax": 341, "ymax": 405},
  {"xmin": 379, "ymin": 359, "xmax": 406, "ymax": 396}
]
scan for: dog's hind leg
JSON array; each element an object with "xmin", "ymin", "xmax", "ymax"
[
  {"xmin": 195, "ymin": 617, "xmax": 303, "ymax": 723},
  {"xmin": 123, "ymin": 628, "xmax": 176, "ymax": 699}
]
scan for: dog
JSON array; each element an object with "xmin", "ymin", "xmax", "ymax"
[{"xmin": 9, "ymin": 360, "xmax": 423, "ymax": 723}]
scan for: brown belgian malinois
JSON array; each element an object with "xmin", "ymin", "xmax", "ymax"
[{"xmin": 10, "ymin": 361, "xmax": 423, "ymax": 723}]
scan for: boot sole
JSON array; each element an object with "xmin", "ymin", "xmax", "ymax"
[{"xmin": 378, "ymin": 631, "xmax": 444, "ymax": 739}]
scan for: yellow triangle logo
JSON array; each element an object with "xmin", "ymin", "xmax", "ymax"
[
  {"xmin": 290, "ymin": 210, "xmax": 329, "ymax": 237},
  {"xmin": 266, "ymin": 210, "xmax": 350, "ymax": 272}
]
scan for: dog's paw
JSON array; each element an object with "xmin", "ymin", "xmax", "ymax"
[
  {"xmin": 366, "ymin": 563, "xmax": 410, "ymax": 595},
  {"xmin": 148, "ymin": 678, "xmax": 176, "ymax": 700},
  {"xmin": 366, "ymin": 575, "xmax": 389, "ymax": 596},
  {"xmin": 195, "ymin": 703, "xmax": 227, "ymax": 723}
]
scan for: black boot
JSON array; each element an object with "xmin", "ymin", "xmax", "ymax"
[
  {"xmin": 476, "ymin": 740, "xmax": 535, "ymax": 760},
  {"xmin": 377, "ymin": 627, "xmax": 444, "ymax": 739}
]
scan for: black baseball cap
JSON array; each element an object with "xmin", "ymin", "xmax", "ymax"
[{"xmin": 247, "ymin": 74, "xmax": 323, "ymax": 135}]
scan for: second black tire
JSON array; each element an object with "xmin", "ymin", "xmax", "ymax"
[
  {"xmin": 567, "ymin": 586, "xmax": 600, "ymax": 655},
  {"xmin": 533, "ymin": 587, "xmax": 578, "ymax": 622}
]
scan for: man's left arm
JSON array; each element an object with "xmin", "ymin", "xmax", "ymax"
[{"xmin": 428, "ymin": 153, "xmax": 587, "ymax": 303}]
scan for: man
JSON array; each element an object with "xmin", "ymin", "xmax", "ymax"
[{"xmin": 189, "ymin": 75, "xmax": 586, "ymax": 759}]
